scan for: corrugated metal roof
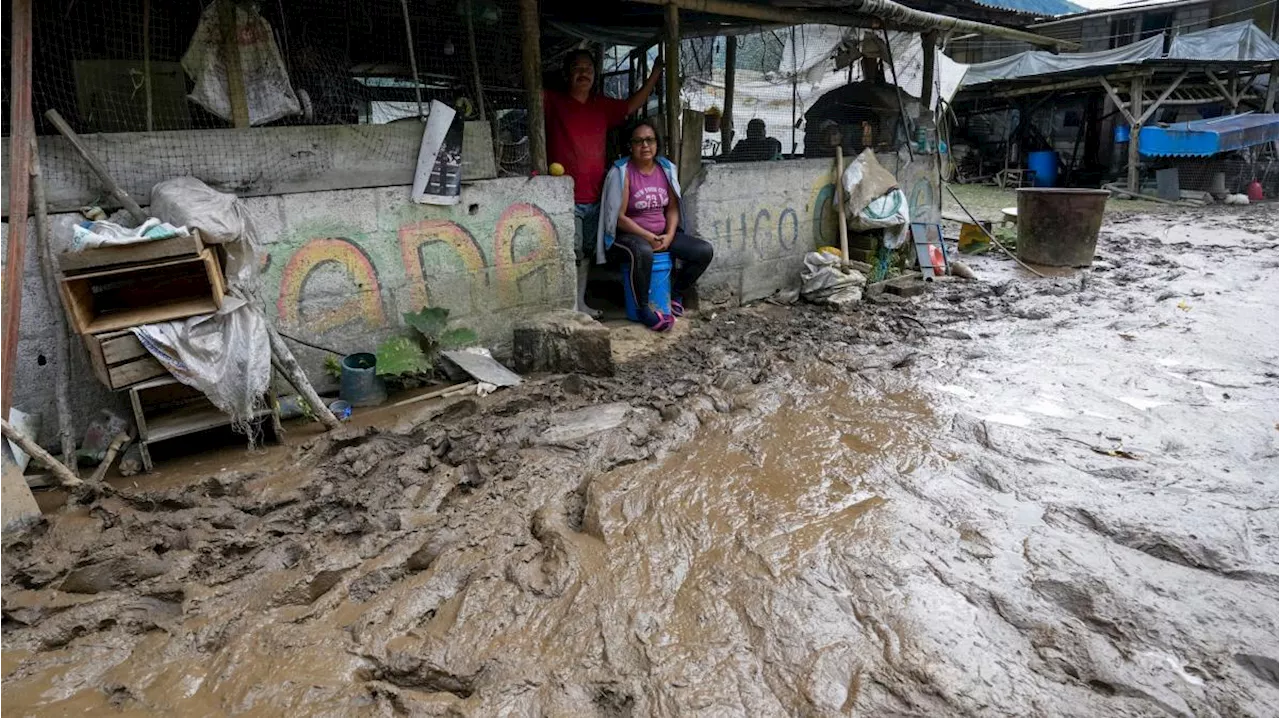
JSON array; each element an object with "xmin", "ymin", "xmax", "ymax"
[{"xmin": 1139, "ymin": 112, "xmax": 1280, "ymax": 157}]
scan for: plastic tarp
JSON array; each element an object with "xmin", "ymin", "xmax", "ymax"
[
  {"xmin": 1139, "ymin": 112, "xmax": 1280, "ymax": 157},
  {"xmin": 961, "ymin": 34, "xmax": 1164, "ymax": 86},
  {"xmin": 138, "ymin": 178, "xmax": 271, "ymax": 437},
  {"xmin": 1167, "ymin": 20, "xmax": 1280, "ymax": 62},
  {"xmin": 960, "ymin": 21, "xmax": 1280, "ymax": 88},
  {"xmin": 681, "ymin": 25, "xmax": 966, "ymax": 153}
]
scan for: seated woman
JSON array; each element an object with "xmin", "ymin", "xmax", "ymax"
[{"xmin": 596, "ymin": 119, "xmax": 715, "ymax": 331}]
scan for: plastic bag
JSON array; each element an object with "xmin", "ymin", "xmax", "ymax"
[
  {"xmin": 841, "ymin": 148, "xmax": 899, "ymax": 217},
  {"xmin": 850, "ymin": 189, "xmax": 911, "ymax": 249},
  {"xmin": 70, "ymin": 218, "xmax": 189, "ymax": 251},
  {"xmin": 182, "ymin": 0, "xmax": 300, "ymax": 126},
  {"xmin": 800, "ymin": 251, "xmax": 866, "ymax": 308}
]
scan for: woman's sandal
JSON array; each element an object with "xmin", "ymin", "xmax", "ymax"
[
  {"xmin": 647, "ymin": 310, "xmax": 675, "ymax": 332},
  {"xmin": 670, "ymin": 298, "xmax": 684, "ymax": 317}
]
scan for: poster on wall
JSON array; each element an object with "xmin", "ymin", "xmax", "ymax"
[{"xmin": 412, "ymin": 100, "xmax": 464, "ymax": 206}]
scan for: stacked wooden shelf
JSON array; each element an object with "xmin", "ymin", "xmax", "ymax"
[{"xmin": 54, "ymin": 230, "xmax": 279, "ymax": 471}]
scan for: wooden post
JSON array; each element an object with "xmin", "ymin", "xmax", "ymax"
[
  {"xmin": 30, "ymin": 142, "xmax": 80, "ymax": 479},
  {"xmin": 1127, "ymin": 76, "xmax": 1143, "ymax": 193},
  {"xmin": 664, "ymin": 1, "xmax": 681, "ymax": 168},
  {"xmin": 920, "ymin": 31, "xmax": 937, "ymax": 115},
  {"xmin": 400, "ymin": 0, "xmax": 425, "ymax": 120},
  {"xmin": 143, "ymin": 0, "xmax": 153, "ymax": 131},
  {"xmin": 219, "ymin": 0, "xmax": 251, "ymax": 128},
  {"xmin": 464, "ymin": 0, "xmax": 487, "ymax": 121},
  {"xmin": 3, "ymin": 0, "xmax": 34, "ymax": 419},
  {"xmin": 0, "ymin": 0, "xmax": 40, "ymax": 532},
  {"xmin": 519, "ymin": 0, "xmax": 547, "ymax": 174},
  {"xmin": 679, "ymin": 108, "xmax": 703, "ymax": 185},
  {"xmin": 721, "ymin": 34, "xmax": 736, "ymax": 154},
  {"xmin": 835, "ymin": 146, "xmax": 849, "ymax": 263}
]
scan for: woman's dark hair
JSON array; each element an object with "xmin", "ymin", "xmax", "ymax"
[{"xmin": 624, "ymin": 117, "xmax": 662, "ymax": 155}]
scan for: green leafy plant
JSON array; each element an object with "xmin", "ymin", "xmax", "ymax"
[
  {"xmin": 372, "ymin": 306, "xmax": 477, "ymax": 381},
  {"xmin": 376, "ymin": 336, "xmax": 432, "ymax": 376},
  {"xmin": 402, "ymin": 307, "xmax": 477, "ymax": 354},
  {"xmin": 324, "ymin": 354, "xmax": 343, "ymax": 380}
]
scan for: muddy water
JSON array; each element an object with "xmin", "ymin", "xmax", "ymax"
[{"xmin": 3, "ymin": 206, "xmax": 1277, "ymax": 716}]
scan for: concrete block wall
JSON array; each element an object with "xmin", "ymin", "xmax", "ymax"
[
  {"xmin": 2, "ymin": 175, "xmax": 575, "ymax": 446},
  {"xmin": 251, "ymin": 177, "xmax": 576, "ymax": 384},
  {"xmin": 683, "ymin": 153, "xmax": 940, "ymax": 303}
]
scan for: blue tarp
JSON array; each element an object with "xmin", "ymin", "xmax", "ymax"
[{"xmin": 1139, "ymin": 113, "xmax": 1279, "ymax": 157}]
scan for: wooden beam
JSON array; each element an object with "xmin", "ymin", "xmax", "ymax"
[
  {"xmin": 1099, "ymin": 76, "xmax": 1135, "ymax": 125},
  {"xmin": 219, "ymin": 0, "xmax": 251, "ymax": 127},
  {"xmin": 44, "ymin": 110, "xmax": 148, "ymax": 223},
  {"xmin": 721, "ymin": 34, "xmax": 737, "ymax": 154},
  {"xmin": 519, "ymin": 0, "xmax": 547, "ymax": 174},
  {"xmin": 1203, "ymin": 70, "xmax": 1232, "ymax": 108},
  {"xmin": 984, "ymin": 69, "xmax": 1150, "ymax": 100},
  {"xmin": 1266, "ymin": 63, "xmax": 1278, "ymax": 112},
  {"xmin": 2, "ymin": 0, "xmax": 33, "ymax": 419},
  {"xmin": 626, "ymin": 0, "xmax": 1079, "ymax": 50},
  {"xmin": 400, "ymin": 0, "xmax": 425, "ymax": 119},
  {"xmin": 143, "ymin": 0, "xmax": 153, "ymax": 131},
  {"xmin": 1138, "ymin": 68, "xmax": 1188, "ymax": 125},
  {"xmin": 664, "ymin": 2, "xmax": 682, "ymax": 169},
  {"xmin": 1127, "ymin": 75, "xmax": 1143, "ymax": 193}
]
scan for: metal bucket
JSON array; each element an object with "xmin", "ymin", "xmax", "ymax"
[{"xmin": 1016, "ymin": 188, "xmax": 1109, "ymax": 268}]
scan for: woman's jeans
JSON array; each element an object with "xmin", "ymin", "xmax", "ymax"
[{"xmin": 608, "ymin": 232, "xmax": 715, "ymax": 321}]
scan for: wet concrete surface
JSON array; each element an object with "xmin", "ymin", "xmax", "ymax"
[{"xmin": 3, "ymin": 205, "xmax": 1277, "ymax": 716}]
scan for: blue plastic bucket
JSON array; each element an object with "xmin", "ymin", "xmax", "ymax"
[
  {"xmin": 623, "ymin": 251, "xmax": 673, "ymax": 322},
  {"xmin": 339, "ymin": 352, "xmax": 387, "ymax": 407},
  {"xmin": 1027, "ymin": 150, "xmax": 1058, "ymax": 187},
  {"xmin": 1113, "ymin": 124, "xmax": 1131, "ymax": 143}
]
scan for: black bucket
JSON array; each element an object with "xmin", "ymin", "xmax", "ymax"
[{"xmin": 1016, "ymin": 188, "xmax": 1109, "ymax": 268}]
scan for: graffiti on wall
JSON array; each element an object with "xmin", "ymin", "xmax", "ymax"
[
  {"xmin": 272, "ymin": 200, "xmax": 565, "ymax": 336},
  {"xmin": 276, "ymin": 237, "xmax": 387, "ymax": 334},
  {"xmin": 699, "ymin": 155, "xmax": 940, "ymax": 262},
  {"xmin": 707, "ymin": 173, "xmax": 836, "ymax": 259}
]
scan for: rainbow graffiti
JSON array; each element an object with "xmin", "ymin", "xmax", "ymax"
[{"xmin": 276, "ymin": 237, "xmax": 386, "ymax": 333}]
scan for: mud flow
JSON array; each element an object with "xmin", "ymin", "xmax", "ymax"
[{"xmin": 3, "ymin": 205, "xmax": 1277, "ymax": 716}]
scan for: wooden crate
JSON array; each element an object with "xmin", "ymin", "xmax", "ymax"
[
  {"xmin": 58, "ymin": 249, "xmax": 225, "ymax": 334},
  {"xmin": 58, "ymin": 231, "xmax": 204, "ymax": 274},
  {"xmin": 83, "ymin": 330, "xmax": 168, "ymax": 390}
]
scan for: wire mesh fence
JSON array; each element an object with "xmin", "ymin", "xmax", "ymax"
[{"xmin": 3, "ymin": 0, "xmax": 534, "ymax": 203}]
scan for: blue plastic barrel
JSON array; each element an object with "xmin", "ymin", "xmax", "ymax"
[
  {"xmin": 623, "ymin": 251, "xmax": 673, "ymax": 322},
  {"xmin": 1027, "ymin": 150, "xmax": 1058, "ymax": 187},
  {"xmin": 1113, "ymin": 124, "xmax": 1131, "ymax": 143}
]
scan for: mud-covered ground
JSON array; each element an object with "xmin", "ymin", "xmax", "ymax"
[{"xmin": 3, "ymin": 205, "xmax": 1277, "ymax": 717}]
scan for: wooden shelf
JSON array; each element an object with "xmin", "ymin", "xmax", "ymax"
[
  {"xmin": 59, "ymin": 249, "xmax": 224, "ymax": 334},
  {"xmin": 143, "ymin": 400, "xmax": 273, "ymax": 443},
  {"xmin": 81, "ymin": 297, "xmax": 220, "ymax": 334}
]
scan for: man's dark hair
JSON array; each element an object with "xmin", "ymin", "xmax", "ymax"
[{"xmin": 562, "ymin": 49, "xmax": 596, "ymax": 80}]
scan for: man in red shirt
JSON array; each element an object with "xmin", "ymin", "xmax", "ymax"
[{"xmin": 545, "ymin": 49, "xmax": 662, "ymax": 317}]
